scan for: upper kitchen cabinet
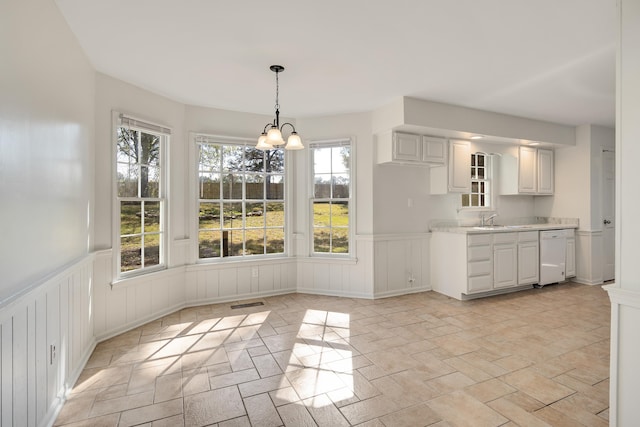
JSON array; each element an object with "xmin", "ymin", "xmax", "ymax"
[
  {"xmin": 500, "ymin": 146, "xmax": 554, "ymax": 195},
  {"xmin": 376, "ymin": 131, "xmax": 446, "ymax": 165},
  {"xmin": 430, "ymin": 139, "xmax": 471, "ymax": 194}
]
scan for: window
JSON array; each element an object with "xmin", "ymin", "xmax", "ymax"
[
  {"xmin": 461, "ymin": 152, "xmax": 491, "ymax": 208},
  {"xmin": 311, "ymin": 139, "xmax": 352, "ymax": 255},
  {"xmin": 115, "ymin": 115, "xmax": 168, "ymax": 275},
  {"xmin": 197, "ymin": 136, "xmax": 285, "ymax": 259}
]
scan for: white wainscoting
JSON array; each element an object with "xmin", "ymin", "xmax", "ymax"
[
  {"xmin": 373, "ymin": 233, "xmax": 431, "ymax": 298},
  {"xmin": 575, "ymin": 230, "xmax": 604, "ymax": 285},
  {"xmin": 0, "ymin": 255, "xmax": 95, "ymax": 427},
  {"xmin": 184, "ymin": 259, "xmax": 297, "ymax": 305},
  {"xmin": 93, "ymin": 251, "xmax": 299, "ymax": 341},
  {"xmin": 296, "ymin": 237, "xmax": 375, "ymax": 298}
]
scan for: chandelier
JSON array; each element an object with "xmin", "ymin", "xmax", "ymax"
[{"xmin": 256, "ymin": 65, "xmax": 304, "ymax": 151}]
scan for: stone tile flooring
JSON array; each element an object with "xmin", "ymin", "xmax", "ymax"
[{"xmin": 55, "ymin": 282, "xmax": 610, "ymax": 426}]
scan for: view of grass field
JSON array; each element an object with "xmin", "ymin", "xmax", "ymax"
[{"xmin": 120, "ymin": 201, "xmax": 161, "ymax": 271}]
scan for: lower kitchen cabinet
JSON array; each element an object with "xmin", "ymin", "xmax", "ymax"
[
  {"xmin": 493, "ymin": 233, "xmax": 518, "ymax": 289},
  {"xmin": 517, "ymin": 231, "xmax": 539, "ymax": 285},
  {"xmin": 431, "ymin": 230, "xmax": 544, "ymax": 300}
]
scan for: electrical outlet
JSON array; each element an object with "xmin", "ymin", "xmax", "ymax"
[{"xmin": 50, "ymin": 343, "xmax": 57, "ymax": 365}]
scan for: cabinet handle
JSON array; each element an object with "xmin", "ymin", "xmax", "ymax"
[{"xmin": 604, "ymin": 219, "xmax": 611, "ymax": 225}]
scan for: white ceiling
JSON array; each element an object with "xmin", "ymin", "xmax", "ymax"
[{"xmin": 55, "ymin": 0, "xmax": 616, "ymax": 127}]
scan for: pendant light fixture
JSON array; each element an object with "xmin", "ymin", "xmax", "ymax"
[{"xmin": 256, "ymin": 65, "xmax": 304, "ymax": 151}]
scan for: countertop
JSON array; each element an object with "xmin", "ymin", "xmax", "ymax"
[{"xmin": 430, "ymin": 223, "xmax": 579, "ymax": 234}]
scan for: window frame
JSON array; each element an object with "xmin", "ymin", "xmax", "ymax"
[
  {"xmin": 309, "ymin": 138, "xmax": 355, "ymax": 258},
  {"xmin": 460, "ymin": 151, "xmax": 494, "ymax": 212},
  {"xmin": 193, "ymin": 133, "xmax": 288, "ymax": 261},
  {"xmin": 112, "ymin": 112, "xmax": 169, "ymax": 279}
]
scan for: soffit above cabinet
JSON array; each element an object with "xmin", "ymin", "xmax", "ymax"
[{"xmin": 373, "ymin": 97, "xmax": 575, "ymax": 147}]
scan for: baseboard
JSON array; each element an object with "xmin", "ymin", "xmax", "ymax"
[
  {"xmin": 373, "ymin": 286, "xmax": 432, "ymax": 299},
  {"xmin": 296, "ymin": 287, "xmax": 374, "ymax": 300}
]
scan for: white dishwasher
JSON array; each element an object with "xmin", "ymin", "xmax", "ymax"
[{"xmin": 539, "ymin": 229, "xmax": 571, "ymax": 286}]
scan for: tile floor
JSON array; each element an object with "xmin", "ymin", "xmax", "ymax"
[{"xmin": 55, "ymin": 282, "xmax": 610, "ymax": 427}]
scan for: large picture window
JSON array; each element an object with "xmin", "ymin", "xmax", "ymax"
[
  {"xmin": 116, "ymin": 116, "xmax": 168, "ymax": 275},
  {"xmin": 197, "ymin": 136, "xmax": 285, "ymax": 259},
  {"xmin": 311, "ymin": 139, "xmax": 351, "ymax": 255}
]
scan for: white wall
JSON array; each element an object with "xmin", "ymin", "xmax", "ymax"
[
  {"xmin": 0, "ymin": 0, "xmax": 94, "ymax": 304},
  {"xmin": 0, "ymin": 0, "xmax": 97, "ymax": 425}
]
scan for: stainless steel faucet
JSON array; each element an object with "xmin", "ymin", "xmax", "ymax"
[{"xmin": 481, "ymin": 213, "xmax": 498, "ymax": 226}]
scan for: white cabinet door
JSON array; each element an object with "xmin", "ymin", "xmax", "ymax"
[
  {"xmin": 518, "ymin": 241, "xmax": 539, "ymax": 285},
  {"xmin": 393, "ymin": 132, "xmax": 422, "ymax": 162},
  {"xmin": 494, "ymin": 243, "xmax": 518, "ymax": 289},
  {"xmin": 537, "ymin": 149, "xmax": 554, "ymax": 194},
  {"xmin": 566, "ymin": 236, "xmax": 576, "ymax": 278},
  {"xmin": 448, "ymin": 139, "xmax": 471, "ymax": 193},
  {"xmin": 518, "ymin": 146, "xmax": 537, "ymax": 193},
  {"xmin": 422, "ymin": 136, "xmax": 446, "ymax": 164}
]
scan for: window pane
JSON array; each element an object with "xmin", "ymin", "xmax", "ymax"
[
  {"xmin": 266, "ymin": 175, "xmax": 284, "ymax": 200},
  {"xmin": 121, "ymin": 201, "xmax": 141, "ymax": 235},
  {"xmin": 141, "ymin": 165, "xmax": 160, "ymax": 197},
  {"xmin": 471, "ymin": 194, "xmax": 479, "ymax": 206},
  {"xmin": 332, "ymin": 174, "xmax": 350, "ymax": 198},
  {"xmin": 480, "ymin": 195, "xmax": 486, "ymax": 206},
  {"xmin": 245, "ymin": 229, "xmax": 264, "ymax": 255},
  {"xmin": 117, "ymin": 162, "xmax": 138, "ymax": 197},
  {"xmin": 222, "ymin": 146, "xmax": 244, "ymax": 171},
  {"xmin": 223, "ymin": 202, "xmax": 243, "ymax": 228},
  {"xmin": 471, "ymin": 182, "xmax": 479, "ymax": 193},
  {"xmin": 144, "ymin": 201, "xmax": 160, "ymax": 231},
  {"xmin": 314, "ymin": 202, "xmax": 330, "ymax": 227},
  {"xmin": 478, "ymin": 167, "xmax": 485, "ymax": 179},
  {"xmin": 266, "ymin": 202, "xmax": 284, "ymax": 227},
  {"xmin": 117, "ymin": 128, "xmax": 138, "ymax": 164},
  {"xmin": 199, "ymin": 231, "xmax": 221, "ymax": 258},
  {"xmin": 246, "ymin": 174, "xmax": 264, "ymax": 199},
  {"xmin": 478, "ymin": 155, "xmax": 485, "ymax": 167},
  {"xmin": 331, "ymin": 202, "xmax": 349, "ymax": 227},
  {"xmin": 222, "ymin": 174, "xmax": 243, "ymax": 199},
  {"xmin": 332, "ymin": 228, "xmax": 349, "ymax": 253},
  {"xmin": 144, "ymin": 234, "xmax": 160, "ymax": 267},
  {"xmin": 333, "ymin": 147, "xmax": 350, "ymax": 174},
  {"xmin": 265, "ymin": 149, "xmax": 284, "ymax": 173},
  {"xmin": 314, "ymin": 147, "xmax": 332, "ymax": 173},
  {"xmin": 199, "ymin": 202, "xmax": 221, "ymax": 230},
  {"xmin": 462, "ymin": 194, "xmax": 470, "ymax": 206},
  {"xmin": 244, "ymin": 147, "xmax": 265, "ymax": 172},
  {"xmin": 226, "ymin": 229, "xmax": 244, "ymax": 256},
  {"xmin": 266, "ymin": 229, "xmax": 284, "ymax": 254},
  {"xmin": 246, "ymin": 202, "xmax": 265, "ymax": 227},
  {"xmin": 314, "ymin": 174, "xmax": 331, "ymax": 198},
  {"xmin": 314, "ymin": 228, "xmax": 331, "ymax": 253},
  {"xmin": 139, "ymin": 132, "xmax": 160, "ymax": 167},
  {"xmin": 200, "ymin": 173, "xmax": 220, "ymax": 199},
  {"xmin": 121, "ymin": 235, "xmax": 141, "ymax": 271},
  {"xmin": 200, "ymin": 144, "xmax": 221, "ymax": 172}
]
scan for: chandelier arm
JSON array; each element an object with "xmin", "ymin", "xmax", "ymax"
[
  {"xmin": 262, "ymin": 123, "xmax": 273, "ymax": 133},
  {"xmin": 279, "ymin": 122, "xmax": 297, "ymax": 133}
]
